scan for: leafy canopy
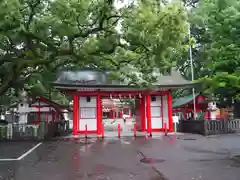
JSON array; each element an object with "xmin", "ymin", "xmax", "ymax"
[
  {"xmin": 193, "ymin": 0, "xmax": 240, "ymax": 100},
  {"xmin": 115, "ymin": 0, "xmax": 188, "ymax": 85},
  {"xmin": 0, "ymin": 0, "xmax": 188, "ymax": 106}
]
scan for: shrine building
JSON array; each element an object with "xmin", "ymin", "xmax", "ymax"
[{"xmin": 52, "ymin": 67, "xmax": 197, "ymax": 136}]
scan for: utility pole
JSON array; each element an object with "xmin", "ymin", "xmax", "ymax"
[{"xmin": 188, "ymin": 24, "xmax": 197, "ymax": 119}]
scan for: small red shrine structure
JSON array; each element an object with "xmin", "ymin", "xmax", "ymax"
[
  {"xmin": 172, "ymin": 94, "xmax": 227, "ymax": 120},
  {"xmin": 53, "ymin": 67, "xmax": 197, "ymax": 136},
  {"xmin": 17, "ymin": 96, "xmax": 66, "ymax": 124},
  {"xmin": 172, "ymin": 94, "xmax": 209, "ymax": 120}
]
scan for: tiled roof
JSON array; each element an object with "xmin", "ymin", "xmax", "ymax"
[{"xmin": 52, "ymin": 67, "xmax": 198, "ymax": 89}]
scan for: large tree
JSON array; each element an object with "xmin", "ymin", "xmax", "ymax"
[
  {"xmin": 0, "ymin": 0, "xmax": 122, "ymax": 96},
  {"xmin": 116, "ymin": 0, "xmax": 188, "ymax": 85},
  {"xmin": 175, "ymin": 0, "xmax": 240, "ymax": 103},
  {"xmin": 189, "ymin": 0, "xmax": 240, "ymax": 102},
  {"xmin": 0, "ymin": 0, "xmax": 189, "ymax": 106}
]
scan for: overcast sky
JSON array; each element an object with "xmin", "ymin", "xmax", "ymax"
[{"xmin": 114, "ymin": 0, "xmax": 133, "ymax": 9}]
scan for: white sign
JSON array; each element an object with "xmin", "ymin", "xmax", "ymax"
[
  {"xmin": 173, "ymin": 116, "xmax": 179, "ymax": 123},
  {"xmin": 173, "ymin": 116, "xmax": 179, "ymax": 133}
]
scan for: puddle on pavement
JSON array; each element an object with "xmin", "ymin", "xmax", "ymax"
[
  {"xmin": 69, "ymin": 138, "xmax": 94, "ymax": 145},
  {"xmin": 193, "ymin": 155, "xmax": 240, "ymax": 168},
  {"xmin": 230, "ymin": 155, "xmax": 240, "ymax": 167},
  {"xmin": 107, "ymin": 141, "xmax": 118, "ymax": 144},
  {"xmin": 187, "ymin": 158, "xmax": 227, "ymax": 162},
  {"xmin": 182, "ymin": 138, "xmax": 196, "ymax": 141},
  {"xmin": 184, "ymin": 146, "xmax": 228, "ymax": 155},
  {"xmin": 140, "ymin": 158, "xmax": 165, "ymax": 164}
]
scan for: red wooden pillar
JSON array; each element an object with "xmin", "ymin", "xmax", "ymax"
[
  {"xmin": 120, "ymin": 109, "xmax": 123, "ymax": 118},
  {"xmin": 73, "ymin": 95, "xmax": 79, "ymax": 135},
  {"xmin": 167, "ymin": 90, "xmax": 173, "ymax": 132},
  {"xmin": 146, "ymin": 93, "xmax": 152, "ymax": 135},
  {"xmin": 96, "ymin": 93, "xmax": 102, "ymax": 134},
  {"xmin": 140, "ymin": 95, "xmax": 146, "ymax": 131}
]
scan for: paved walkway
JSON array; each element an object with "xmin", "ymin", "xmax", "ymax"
[
  {"xmin": 1, "ymin": 134, "xmax": 240, "ymax": 180},
  {"xmin": 4, "ymin": 138, "xmax": 166, "ymax": 180},
  {"xmin": 138, "ymin": 134, "xmax": 240, "ymax": 180}
]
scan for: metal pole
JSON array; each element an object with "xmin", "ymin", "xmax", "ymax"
[
  {"xmin": 188, "ymin": 24, "xmax": 197, "ymax": 119},
  {"xmin": 174, "ymin": 122, "xmax": 177, "ymax": 134}
]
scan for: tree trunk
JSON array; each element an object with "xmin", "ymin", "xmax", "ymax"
[{"xmin": 0, "ymin": 67, "xmax": 19, "ymax": 96}]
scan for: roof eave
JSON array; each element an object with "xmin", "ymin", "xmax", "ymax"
[{"xmin": 52, "ymin": 82, "xmax": 200, "ymax": 91}]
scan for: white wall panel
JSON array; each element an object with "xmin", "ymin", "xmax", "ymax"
[
  {"xmin": 150, "ymin": 96, "xmax": 162, "ymax": 106},
  {"xmin": 151, "ymin": 106, "xmax": 161, "ymax": 117},
  {"xmin": 151, "ymin": 117, "xmax": 163, "ymax": 129},
  {"xmin": 80, "ymin": 108, "xmax": 96, "ymax": 118},
  {"xmin": 79, "ymin": 96, "xmax": 96, "ymax": 107},
  {"xmin": 151, "ymin": 96, "xmax": 162, "ymax": 129},
  {"xmin": 79, "ymin": 119, "xmax": 97, "ymax": 131},
  {"xmin": 162, "ymin": 95, "xmax": 169, "ymax": 128},
  {"xmin": 79, "ymin": 96, "xmax": 97, "ymax": 131}
]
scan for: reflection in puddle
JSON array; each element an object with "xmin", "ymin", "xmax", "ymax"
[
  {"xmin": 140, "ymin": 158, "xmax": 165, "ymax": 164},
  {"xmin": 230, "ymin": 155, "xmax": 240, "ymax": 167}
]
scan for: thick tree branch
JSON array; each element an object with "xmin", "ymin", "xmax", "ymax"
[
  {"xmin": 0, "ymin": 64, "xmax": 20, "ymax": 95},
  {"xmin": 26, "ymin": 0, "xmax": 41, "ymax": 30},
  {"xmin": 70, "ymin": 14, "xmax": 121, "ymax": 39},
  {"xmin": 20, "ymin": 31, "xmax": 58, "ymax": 51}
]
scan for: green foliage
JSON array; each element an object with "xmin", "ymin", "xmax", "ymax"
[
  {"xmin": 194, "ymin": 0, "xmax": 240, "ymax": 99},
  {"xmin": 118, "ymin": 0, "xmax": 188, "ymax": 85},
  {"xmin": 0, "ymin": 0, "xmax": 122, "ymax": 104},
  {"xmin": 175, "ymin": 0, "xmax": 240, "ymax": 101},
  {"xmin": 0, "ymin": 0, "xmax": 189, "ymax": 105}
]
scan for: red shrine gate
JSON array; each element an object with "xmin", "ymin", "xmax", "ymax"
[
  {"xmin": 53, "ymin": 68, "xmax": 197, "ymax": 136},
  {"xmin": 102, "ymin": 98, "xmax": 132, "ymax": 119},
  {"xmin": 70, "ymin": 91, "xmax": 172, "ymax": 135}
]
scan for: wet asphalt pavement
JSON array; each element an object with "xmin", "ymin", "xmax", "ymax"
[
  {"xmin": 0, "ymin": 142, "xmax": 38, "ymax": 159},
  {"xmin": 2, "ymin": 134, "xmax": 240, "ymax": 180}
]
